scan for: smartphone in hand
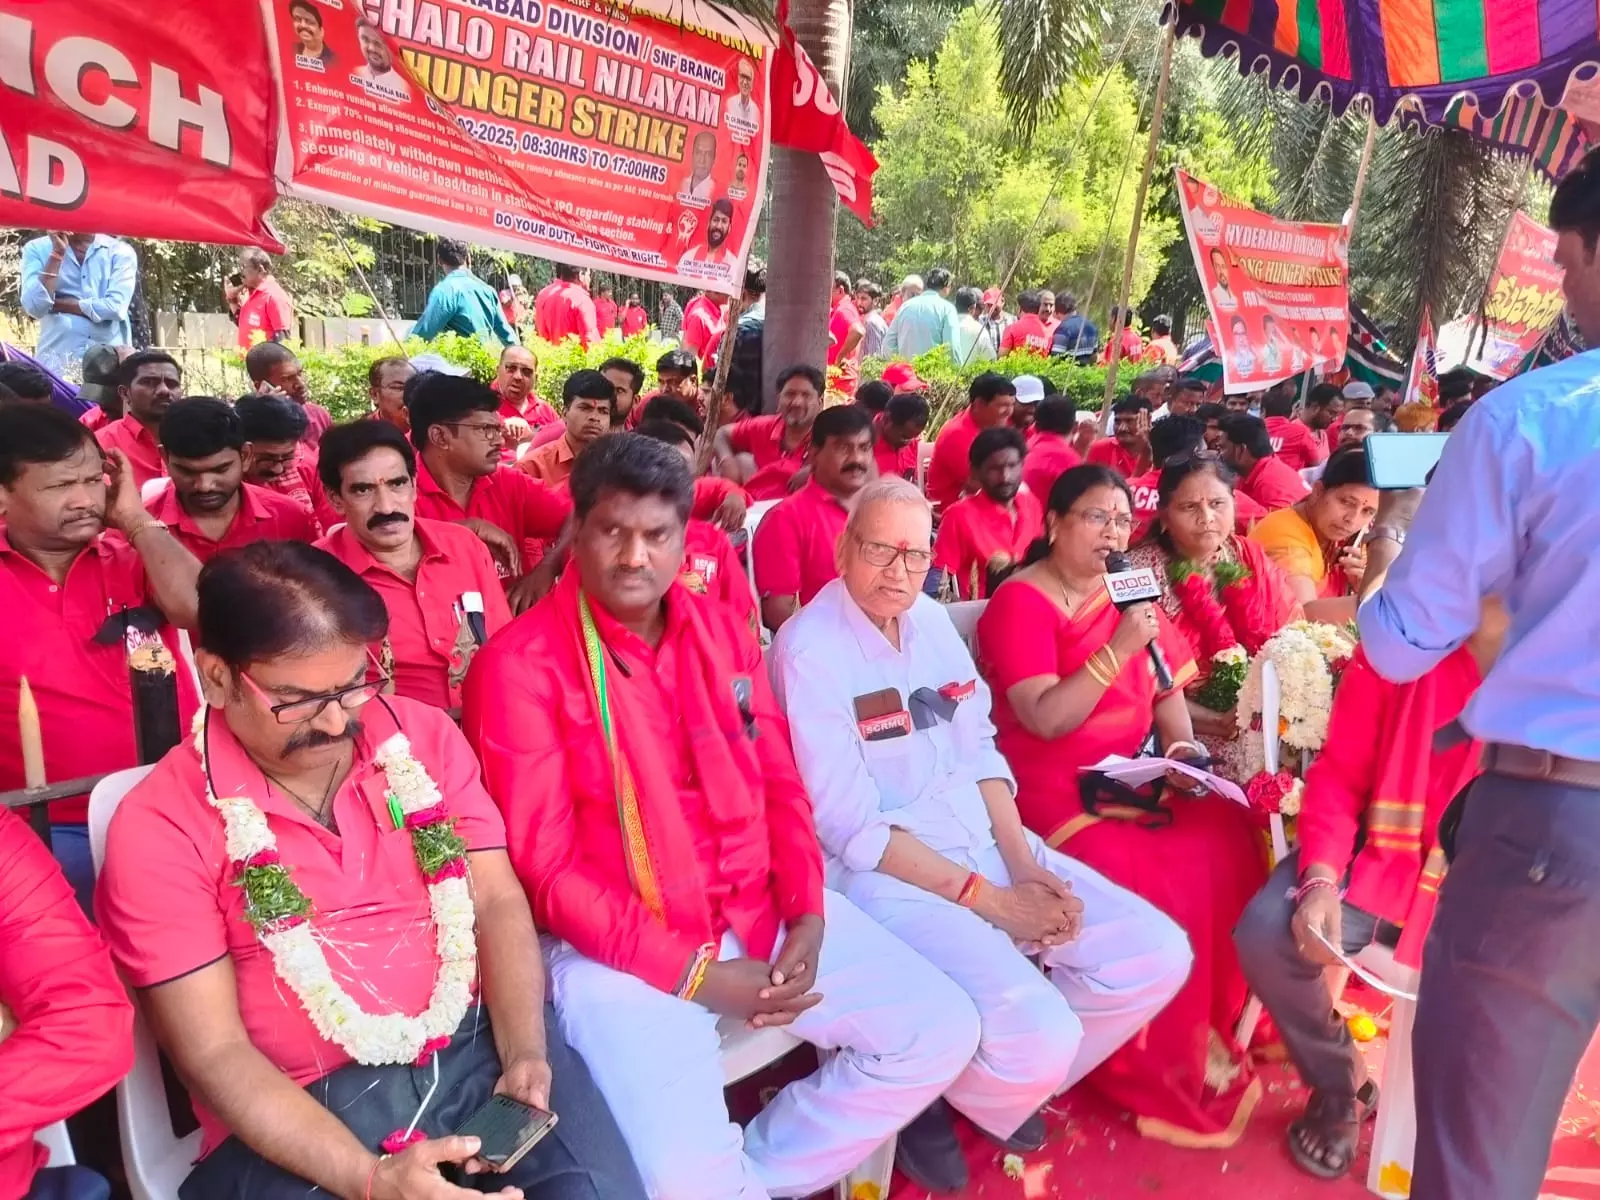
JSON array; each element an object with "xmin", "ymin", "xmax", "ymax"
[{"xmin": 453, "ymin": 1094, "xmax": 558, "ymax": 1173}]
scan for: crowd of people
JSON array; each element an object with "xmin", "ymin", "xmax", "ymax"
[{"xmin": 2, "ymin": 158, "xmax": 1597, "ymax": 1200}]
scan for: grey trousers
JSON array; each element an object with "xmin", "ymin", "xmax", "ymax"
[
  {"xmin": 1233, "ymin": 851, "xmax": 1379, "ymax": 1099},
  {"xmin": 1411, "ymin": 772, "xmax": 1600, "ymax": 1200}
]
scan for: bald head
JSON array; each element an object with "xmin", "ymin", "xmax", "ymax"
[
  {"xmin": 495, "ymin": 345, "xmax": 537, "ymax": 404},
  {"xmin": 838, "ymin": 477, "xmax": 934, "ymax": 624}
]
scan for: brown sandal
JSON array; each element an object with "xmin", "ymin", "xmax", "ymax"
[{"xmin": 1287, "ymin": 1081, "xmax": 1379, "ymax": 1180}]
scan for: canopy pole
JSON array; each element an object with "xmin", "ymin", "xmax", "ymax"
[
  {"xmin": 1101, "ymin": 19, "xmax": 1176, "ymax": 422},
  {"xmin": 316, "ymin": 205, "xmax": 412, "ymax": 354},
  {"xmin": 695, "ymin": 296, "xmax": 748, "ymax": 476},
  {"xmin": 1347, "ymin": 108, "xmax": 1378, "ymax": 236}
]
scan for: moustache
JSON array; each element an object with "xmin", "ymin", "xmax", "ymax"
[
  {"xmin": 366, "ymin": 512, "xmax": 410, "ymax": 530},
  {"xmin": 841, "ymin": 463, "xmax": 869, "ymax": 476},
  {"xmin": 285, "ymin": 718, "xmax": 362, "ymax": 755}
]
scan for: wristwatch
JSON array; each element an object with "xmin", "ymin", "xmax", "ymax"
[{"xmin": 1367, "ymin": 525, "xmax": 1406, "ymax": 547}]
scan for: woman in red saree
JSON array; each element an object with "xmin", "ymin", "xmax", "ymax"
[
  {"xmin": 1125, "ymin": 453, "xmax": 1303, "ymax": 780},
  {"xmin": 976, "ymin": 463, "xmax": 1269, "ymax": 1148}
]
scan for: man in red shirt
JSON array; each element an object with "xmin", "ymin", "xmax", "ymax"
[
  {"xmin": 715, "ymin": 364, "xmax": 824, "ymax": 500},
  {"xmin": 681, "ymin": 291, "xmax": 728, "ymax": 364},
  {"xmin": 146, "ymin": 398, "xmax": 317, "ymax": 562},
  {"xmin": 594, "ymin": 281, "xmax": 619, "ymax": 332},
  {"xmin": 0, "ymin": 805, "xmax": 133, "ymax": 1200},
  {"xmin": 494, "ymin": 345, "xmax": 561, "ymax": 447},
  {"xmin": 934, "ymin": 427, "xmax": 1042, "ymax": 599},
  {"xmin": 520, "ymin": 369, "xmax": 615, "ymax": 489},
  {"xmin": 828, "ymin": 271, "xmax": 866, "ymax": 390},
  {"xmin": 367, "ymin": 356, "xmax": 414, "ymax": 432},
  {"xmin": 1142, "ymin": 313, "xmax": 1179, "ymax": 366},
  {"xmin": 598, "ymin": 356, "xmax": 645, "ymax": 428},
  {"xmin": 1127, "ymin": 413, "xmax": 1207, "ymax": 540},
  {"xmin": 1087, "ymin": 395, "xmax": 1154, "ymax": 479},
  {"xmin": 315, "ymin": 420, "xmax": 508, "ymax": 712},
  {"xmin": 237, "ymin": 393, "xmax": 342, "ymax": 537},
  {"xmin": 926, "ymin": 373, "xmax": 1017, "ymax": 509},
  {"xmin": 94, "ymin": 350, "xmax": 180, "ymax": 489},
  {"xmin": 753, "ymin": 405, "xmax": 874, "ymax": 631},
  {"xmin": 999, "ymin": 291, "xmax": 1051, "ymax": 357},
  {"xmin": 408, "ymin": 372, "xmax": 571, "ymax": 612},
  {"xmin": 620, "ymin": 293, "xmax": 650, "ymax": 336},
  {"xmin": 1263, "ymin": 389, "xmax": 1323, "ymax": 471},
  {"xmin": 1300, "ymin": 382, "xmax": 1345, "ymax": 465},
  {"xmin": 533, "ymin": 264, "xmax": 601, "ymax": 347},
  {"xmin": 1218, "ymin": 414, "xmax": 1310, "ymax": 512},
  {"xmin": 637, "ymin": 418, "xmax": 758, "ymax": 629},
  {"xmin": 1100, "ymin": 306, "xmax": 1145, "ymax": 365},
  {"xmin": 97, "ymin": 540, "xmax": 646, "ymax": 1200},
  {"xmin": 874, "ymin": 392, "xmax": 928, "ymax": 482},
  {"xmin": 226, "ymin": 248, "xmax": 295, "ymax": 349},
  {"xmin": 0, "ymin": 405, "xmax": 201, "ymax": 905},
  {"xmin": 245, "ymin": 342, "xmax": 333, "ymax": 448},
  {"xmin": 1022, "ymin": 395, "xmax": 1082, "ymax": 504},
  {"xmin": 462, "ymin": 434, "xmax": 981, "ymax": 1200}
]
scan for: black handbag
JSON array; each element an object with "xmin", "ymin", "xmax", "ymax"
[{"xmin": 1076, "ymin": 770, "xmax": 1175, "ymax": 828}]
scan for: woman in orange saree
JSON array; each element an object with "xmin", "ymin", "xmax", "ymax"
[{"xmin": 976, "ymin": 463, "xmax": 1269, "ymax": 1148}]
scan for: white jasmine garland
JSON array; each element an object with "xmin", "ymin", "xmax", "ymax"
[
  {"xmin": 1238, "ymin": 622, "xmax": 1356, "ymax": 780},
  {"xmin": 197, "ymin": 714, "xmax": 478, "ymax": 1067}
]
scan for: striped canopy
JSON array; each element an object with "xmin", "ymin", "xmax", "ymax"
[{"xmin": 1176, "ymin": 0, "xmax": 1600, "ymax": 134}]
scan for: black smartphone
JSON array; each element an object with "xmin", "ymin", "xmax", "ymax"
[
  {"xmin": 453, "ymin": 1094, "xmax": 558, "ymax": 1173},
  {"xmin": 228, "ymin": 272, "xmax": 244, "ymax": 286}
]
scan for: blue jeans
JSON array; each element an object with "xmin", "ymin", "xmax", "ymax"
[
  {"xmin": 26, "ymin": 1166, "xmax": 111, "ymax": 1200},
  {"xmin": 50, "ymin": 824, "xmax": 95, "ymax": 916}
]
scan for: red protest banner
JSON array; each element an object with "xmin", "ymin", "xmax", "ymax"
[
  {"xmin": 1177, "ymin": 169, "xmax": 1350, "ymax": 394},
  {"xmin": 1444, "ymin": 212, "xmax": 1564, "ymax": 380},
  {"xmin": 0, "ymin": 0, "xmax": 280, "ymax": 246},
  {"xmin": 272, "ymin": 0, "xmax": 770, "ymax": 292}
]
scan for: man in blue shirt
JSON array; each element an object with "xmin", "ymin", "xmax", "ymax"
[
  {"xmin": 884, "ymin": 267, "xmax": 957, "ymax": 360},
  {"xmin": 20, "ymin": 233, "xmax": 137, "ymax": 379},
  {"xmin": 1359, "ymin": 153, "xmax": 1600, "ymax": 1200},
  {"xmin": 1050, "ymin": 293, "xmax": 1099, "ymax": 363},
  {"xmin": 411, "ymin": 238, "xmax": 516, "ymax": 346}
]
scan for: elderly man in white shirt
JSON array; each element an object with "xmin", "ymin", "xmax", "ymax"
[{"xmin": 770, "ymin": 476, "xmax": 1192, "ymax": 1194}]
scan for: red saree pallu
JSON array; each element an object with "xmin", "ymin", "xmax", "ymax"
[{"xmin": 978, "ymin": 578, "xmax": 1268, "ymax": 1146}]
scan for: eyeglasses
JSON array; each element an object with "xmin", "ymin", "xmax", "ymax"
[
  {"xmin": 1068, "ymin": 507, "xmax": 1135, "ymax": 532},
  {"xmin": 239, "ymin": 660, "xmax": 390, "ymax": 724},
  {"xmin": 1162, "ymin": 448, "xmax": 1224, "ymax": 468},
  {"xmin": 442, "ymin": 421, "xmax": 507, "ymax": 443},
  {"xmin": 852, "ymin": 534, "xmax": 933, "ymax": 573}
]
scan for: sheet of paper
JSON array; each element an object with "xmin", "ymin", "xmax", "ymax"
[{"xmin": 1085, "ymin": 755, "xmax": 1249, "ymax": 807}]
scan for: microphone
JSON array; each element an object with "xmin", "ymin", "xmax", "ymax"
[{"xmin": 1102, "ymin": 551, "xmax": 1173, "ymax": 690}]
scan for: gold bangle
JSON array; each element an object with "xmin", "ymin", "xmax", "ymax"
[
  {"xmin": 1083, "ymin": 654, "xmax": 1112, "ymax": 688},
  {"xmin": 1101, "ymin": 644, "xmax": 1120, "ymax": 674},
  {"xmin": 126, "ymin": 520, "xmax": 167, "ymax": 542}
]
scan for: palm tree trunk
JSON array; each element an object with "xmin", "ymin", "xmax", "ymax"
[{"xmin": 762, "ymin": 0, "xmax": 852, "ymax": 410}]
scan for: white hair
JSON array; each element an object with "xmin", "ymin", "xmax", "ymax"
[
  {"xmin": 845, "ymin": 476, "xmax": 932, "ymax": 540},
  {"xmin": 900, "ymin": 274, "xmax": 924, "ymax": 297}
]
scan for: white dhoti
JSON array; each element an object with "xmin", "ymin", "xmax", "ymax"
[
  {"xmin": 546, "ymin": 889, "xmax": 982, "ymax": 1200},
  {"xmin": 836, "ymin": 833, "xmax": 1192, "ymax": 1139}
]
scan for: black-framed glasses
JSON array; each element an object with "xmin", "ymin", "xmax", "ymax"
[
  {"xmin": 240, "ymin": 654, "xmax": 390, "ymax": 724},
  {"xmin": 1162, "ymin": 447, "xmax": 1224, "ymax": 468},
  {"xmin": 852, "ymin": 533, "xmax": 933, "ymax": 573},
  {"xmin": 443, "ymin": 421, "xmax": 507, "ymax": 442}
]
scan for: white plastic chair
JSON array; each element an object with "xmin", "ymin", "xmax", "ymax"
[
  {"xmin": 943, "ymin": 599, "xmax": 987, "ymax": 656},
  {"xmin": 1356, "ymin": 944, "xmax": 1420, "ymax": 1199},
  {"xmin": 718, "ymin": 1020, "xmax": 895, "ymax": 1199},
  {"xmin": 89, "ymin": 765, "xmax": 201, "ymax": 1200},
  {"xmin": 915, "ymin": 441, "xmax": 935, "ymax": 493},
  {"xmin": 37, "ymin": 1121, "xmax": 75, "ymax": 1167},
  {"xmin": 743, "ymin": 498, "xmax": 782, "ymax": 615}
]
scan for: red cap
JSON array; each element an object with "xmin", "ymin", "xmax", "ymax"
[
  {"xmin": 982, "ymin": 287, "xmax": 1004, "ymax": 305},
  {"xmin": 880, "ymin": 363, "xmax": 928, "ymax": 392}
]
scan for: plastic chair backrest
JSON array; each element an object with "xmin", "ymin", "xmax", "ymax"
[
  {"xmin": 743, "ymin": 499, "xmax": 782, "ymax": 611},
  {"xmin": 37, "ymin": 1121, "xmax": 75, "ymax": 1167},
  {"xmin": 943, "ymin": 600, "xmax": 988, "ymax": 655},
  {"xmin": 916, "ymin": 441, "xmax": 935, "ymax": 492},
  {"xmin": 89, "ymin": 766, "xmax": 203, "ymax": 1200}
]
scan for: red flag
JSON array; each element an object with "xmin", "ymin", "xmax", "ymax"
[
  {"xmin": 1402, "ymin": 305, "xmax": 1440, "ymax": 408},
  {"xmin": 0, "ymin": 0, "xmax": 279, "ymax": 247},
  {"xmin": 769, "ymin": 21, "xmax": 878, "ymax": 225}
]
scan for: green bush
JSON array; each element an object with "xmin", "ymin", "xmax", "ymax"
[
  {"xmin": 226, "ymin": 330, "xmax": 673, "ymax": 423},
  {"xmin": 858, "ymin": 346, "xmax": 1146, "ymax": 432}
]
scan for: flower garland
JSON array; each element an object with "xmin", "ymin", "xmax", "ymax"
[
  {"xmin": 196, "ymin": 712, "xmax": 477, "ymax": 1067},
  {"xmin": 1237, "ymin": 621, "xmax": 1357, "ymax": 784}
]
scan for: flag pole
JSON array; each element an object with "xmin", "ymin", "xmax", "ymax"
[
  {"xmin": 1347, "ymin": 107, "xmax": 1378, "ymax": 236},
  {"xmin": 1101, "ymin": 19, "xmax": 1177, "ymax": 422}
]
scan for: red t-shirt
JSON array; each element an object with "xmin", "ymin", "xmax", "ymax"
[
  {"xmin": 1240, "ymin": 453, "xmax": 1311, "ymax": 512},
  {"xmin": 94, "ymin": 416, "xmax": 164, "ymax": 489},
  {"xmin": 681, "ymin": 519, "xmax": 756, "ymax": 629},
  {"xmin": 1022, "ymin": 432, "xmax": 1082, "ymax": 505},
  {"xmin": 255, "ymin": 452, "xmax": 341, "ymax": 538},
  {"xmin": 96, "ymin": 698, "xmax": 505, "ymax": 1156},
  {"xmin": 1000, "ymin": 315, "xmax": 1051, "ymax": 357},
  {"xmin": 533, "ymin": 279, "xmax": 600, "ymax": 347},
  {"xmin": 1101, "ymin": 327, "xmax": 1145, "ymax": 365},
  {"xmin": 78, "ymin": 404, "xmax": 109, "ymax": 432},
  {"xmin": 1086, "ymin": 436, "xmax": 1151, "ymax": 479},
  {"xmin": 413, "ymin": 461, "xmax": 571, "ymax": 581},
  {"xmin": 497, "ymin": 395, "xmax": 562, "ymax": 428},
  {"xmin": 621, "ymin": 305, "xmax": 649, "ymax": 336},
  {"xmin": 682, "ymin": 295, "xmax": 727, "ymax": 362},
  {"xmin": 751, "ymin": 480, "xmax": 850, "ymax": 607},
  {"xmin": 926, "ymin": 408, "xmax": 979, "ymax": 508},
  {"xmin": 0, "ymin": 533, "xmax": 199, "ymax": 823},
  {"xmin": 1265, "ymin": 416, "xmax": 1323, "ymax": 471},
  {"xmin": 236, "ymin": 277, "xmax": 295, "ymax": 349},
  {"xmin": 299, "ymin": 402, "xmax": 333, "ymax": 449},
  {"xmin": 692, "ymin": 475, "xmax": 749, "ymax": 524},
  {"xmin": 726, "ymin": 414, "xmax": 809, "ymax": 501},
  {"xmin": 0, "ymin": 806, "xmax": 133, "ymax": 1200},
  {"xmin": 933, "ymin": 490, "xmax": 1044, "ymax": 599},
  {"xmin": 827, "ymin": 295, "xmax": 865, "ymax": 384},
  {"xmin": 317, "ymin": 519, "xmax": 511, "ymax": 711},
  {"xmin": 872, "ymin": 413, "xmax": 919, "ymax": 482},
  {"xmin": 519, "ymin": 434, "xmax": 580, "ymax": 489},
  {"xmin": 146, "ymin": 482, "xmax": 318, "ymax": 563},
  {"xmin": 594, "ymin": 296, "xmax": 619, "ymax": 331},
  {"xmin": 1128, "ymin": 468, "xmax": 1162, "ymax": 542}
]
